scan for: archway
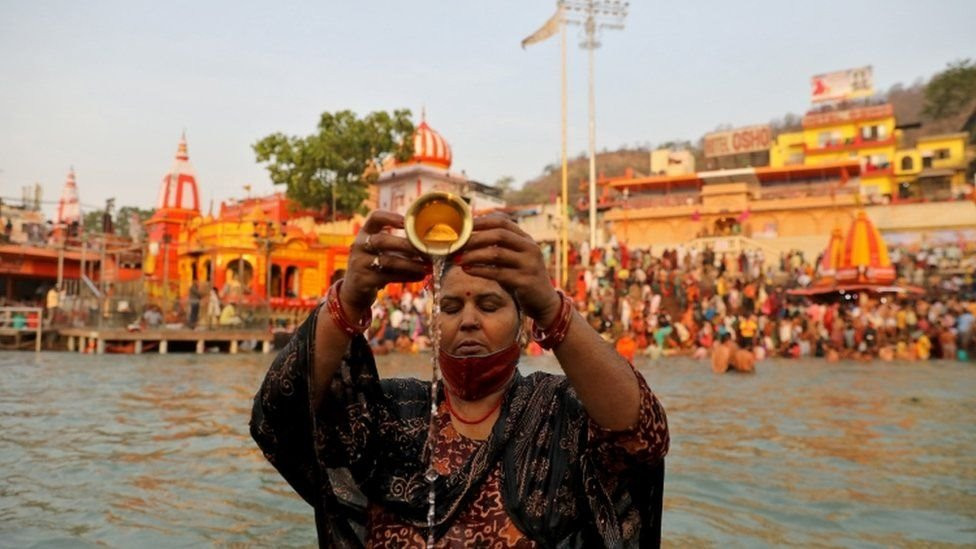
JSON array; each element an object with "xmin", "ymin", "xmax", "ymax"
[{"xmin": 224, "ymin": 259, "xmax": 254, "ymax": 300}]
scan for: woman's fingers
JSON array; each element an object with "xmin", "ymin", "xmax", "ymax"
[
  {"xmin": 472, "ymin": 213, "xmax": 533, "ymax": 240},
  {"xmin": 463, "ymin": 227, "xmax": 531, "ymax": 254},
  {"xmin": 361, "ymin": 210, "xmax": 404, "ymax": 234},
  {"xmin": 340, "ymin": 210, "xmax": 428, "ymax": 311},
  {"xmin": 457, "ymin": 245, "xmax": 523, "ymax": 271},
  {"xmin": 369, "ymin": 253, "xmax": 430, "ymax": 281},
  {"xmin": 356, "ymin": 231, "xmax": 427, "ymax": 263}
]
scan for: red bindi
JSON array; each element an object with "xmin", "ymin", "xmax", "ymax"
[{"xmin": 465, "ymin": 291, "xmax": 471, "ymax": 297}]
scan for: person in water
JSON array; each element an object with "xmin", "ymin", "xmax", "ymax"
[{"xmin": 251, "ymin": 211, "xmax": 669, "ymax": 547}]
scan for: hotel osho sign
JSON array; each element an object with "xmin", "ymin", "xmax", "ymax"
[{"xmin": 703, "ymin": 125, "xmax": 772, "ymax": 158}]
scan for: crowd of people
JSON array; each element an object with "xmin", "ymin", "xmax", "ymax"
[{"xmin": 366, "ymin": 239, "xmax": 976, "ymax": 366}]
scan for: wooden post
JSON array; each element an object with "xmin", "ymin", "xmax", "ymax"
[
  {"xmin": 79, "ymin": 336, "xmax": 87, "ymax": 353},
  {"xmin": 96, "ymin": 338, "xmax": 105, "ymax": 355},
  {"xmin": 35, "ymin": 311, "xmax": 41, "ymax": 352},
  {"xmin": 134, "ymin": 340, "xmax": 142, "ymax": 354},
  {"xmin": 262, "ymin": 339, "xmax": 271, "ymax": 354},
  {"xmin": 159, "ymin": 340, "xmax": 168, "ymax": 354},
  {"xmin": 230, "ymin": 340, "xmax": 238, "ymax": 354},
  {"xmin": 67, "ymin": 335, "xmax": 75, "ymax": 352},
  {"xmin": 196, "ymin": 340, "xmax": 204, "ymax": 354}
]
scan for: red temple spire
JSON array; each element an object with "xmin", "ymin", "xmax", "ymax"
[
  {"xmin": 155, "ymin": 132, "xmax": 200, "ymax": 212},
  {"xmin": 56, "ymin": 167, "xmax": 81, "ymax": 225}
]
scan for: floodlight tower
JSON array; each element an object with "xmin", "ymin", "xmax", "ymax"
[{"xmin": 560, "ymin": 0, "xmax": 628, "ymax": 248}]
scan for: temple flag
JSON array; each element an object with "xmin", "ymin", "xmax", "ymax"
[{"xmin": 521, "ymin": 7, "xmax": 562, "ymax": 49}]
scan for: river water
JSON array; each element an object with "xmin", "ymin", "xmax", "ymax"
[{"xmin": 1, "ymin": 350, "xmax": 974, "ymax": 548}]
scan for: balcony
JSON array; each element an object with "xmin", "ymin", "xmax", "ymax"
[
  {"xmin": 759, "ymin": 182, "xmax": 857, "ymax": 201},
  {"xmin": 862, "ymin": 162, "xmax": 893, "ymax": 177},
  {"xmin": 805, "ymin": 135, "xmax": 895, "ymax": 154}
]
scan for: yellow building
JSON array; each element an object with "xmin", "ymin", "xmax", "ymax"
[
  {"xmin": 771, "ymin": 104, "xmax": 897, "ymax": 198},
  {"xmin": 772, "ymin": 104, "xmax": 974, "ymax": 202},
  {"xmin": 894, "ymin": 132, "xmax": 971, "ymax": 200},
  {"xmin": 176, "ymin": 194, "xmax": 352, "ymax": 309}
]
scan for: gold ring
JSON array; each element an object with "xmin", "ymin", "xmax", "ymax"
[{"xmin": 364, "ymin": 234, "xmax": 376, "ymax": 254}]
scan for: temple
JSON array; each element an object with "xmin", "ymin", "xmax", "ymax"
[
  {"xmin": 372, "ymin": 112, "xmax": 504, "ymax": 216},
  {"xmin": 139, "ymin": 134, "xmax": 353, "ymax": 321},
  {"xmin": 142, "ymin": 115, "xmax": 504, "ymax": 319}
]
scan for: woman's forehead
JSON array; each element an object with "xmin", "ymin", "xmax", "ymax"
[{"xmin": 441, "ymin": 268, "xmax": 510, "ymax": 300}]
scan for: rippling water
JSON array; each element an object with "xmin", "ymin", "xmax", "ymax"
[{"xmin": 1, "ymin": 350, "xmax": 974, "ymax": 547}]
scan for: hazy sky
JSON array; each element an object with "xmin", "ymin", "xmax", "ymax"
[{"xmin": 1, "ymin": 0, "xmax": 974, "ymax": 219}]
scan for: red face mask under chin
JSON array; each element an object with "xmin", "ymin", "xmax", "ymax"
[{"xmin": 439, "ymin": 342, "xmax": 520, "ymax": 401}]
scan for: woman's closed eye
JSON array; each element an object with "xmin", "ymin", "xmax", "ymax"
[{"xmin": 440, "ymin": 298, "xmax": 463, "ymax": 314}]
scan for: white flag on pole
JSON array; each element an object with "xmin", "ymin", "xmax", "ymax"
[{"xmin": 521, "ymin": 7, "xmax": 562, "ymax": 49}]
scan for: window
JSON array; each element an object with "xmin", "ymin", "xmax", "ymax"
[
  {"xmin": 900, "ymin": 156, "xmax": 914, "ymax": 171},
  {"xmin": 898, "ymin": 181, "xmax": 914, "ymax": 200},
  {"xmin": 391, "ymin": 190, "xmax": 406, "ymax": 211},
  {"xmin": 270, "ymin": 264, "xmax": 283, "ymax": 298},
  {"xmin": 285, "ymin": 266, "xmax": 299, "ymax": 297},
  {"xmin": 863, "ymin": 154, "xmax": 889, "ymax": 171},
  {"xmin": 817, "ymin": 131, "xmax": 842, "ymax": 148},
  {"xmin": 934, "ymin": 148, "xmax": 951, "ymax": 160}
]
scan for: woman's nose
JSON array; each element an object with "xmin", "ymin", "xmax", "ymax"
[{"xmin": 459, "ymin": 305, "xmax": 481, "ymax": 330}]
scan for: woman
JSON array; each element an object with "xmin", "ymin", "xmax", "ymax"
[{"xmin": 251, "ymin": 211, "xmax": 669, "ymax": 547}]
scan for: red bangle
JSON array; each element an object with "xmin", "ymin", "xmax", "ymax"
[
  {"xmin": 325, "ymin": 280, "xmax": 372, "ymax": 337},
  {"xmin": 531, "ymin": 290, "xmax": 573, "ymax": 350}
]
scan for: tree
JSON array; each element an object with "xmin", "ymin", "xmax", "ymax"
[
  {"xmin": 494, "ymin": 175, "xmax": 515, "ymax": 192},
  {"xmin": 82, "ymin": 210, "xmax": 103, "ymax": 233},
  {"xmin": 253, "ymin": 109, "xmax": 415, "ymax": 215},
  {"xmin": 81, "ymin": 205, "xmax": 155, "ymax": 237},
  {"xmin": 923, "ymin": 59, "xmax": 976, "ymax": 120},
  {"xmin": 116, "ymin": 206, "xmax": 155, "ymax": 238}
]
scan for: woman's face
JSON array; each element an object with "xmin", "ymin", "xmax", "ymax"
[{"xmin": 438, "ymin": 266, "xmax": 519, "ymax": 356}]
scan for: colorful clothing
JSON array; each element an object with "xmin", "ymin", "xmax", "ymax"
[{"xmin": 251, "ymin": 306, "xmax": 669, "ymax": 547}]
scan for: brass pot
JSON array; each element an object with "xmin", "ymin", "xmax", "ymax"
[{"xmin": 404, "ymin": 191, "xmax": 473, "ymax": 256}]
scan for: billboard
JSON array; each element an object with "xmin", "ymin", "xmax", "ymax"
[
  {"xmin": 811, "ymin": 66, "xmax": 874, "ymax": 103},
  {"xmin": 703, "ymin": 125, "xmax": 772, "ymax": 158},
  {"xmin": 802, "ymin": 104, "xmax": 893, "ymax": 128}
]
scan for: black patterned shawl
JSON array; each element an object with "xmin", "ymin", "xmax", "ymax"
[{"xmin": 250, "ymin": 306, "xmax": 666, "ymax": 548}]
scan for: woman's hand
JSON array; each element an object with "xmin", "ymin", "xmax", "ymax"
[
  {"xmin": 339, "ymin": 211, "xmax": 429, "ymax": 317},
  {"xmin": 456, "ymin": 213, "xmax": 562, "ymax": 327}
]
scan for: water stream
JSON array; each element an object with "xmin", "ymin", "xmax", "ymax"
[{"xmin": 423, "ymin": 255, "xmax": 446, "ymax": 547}]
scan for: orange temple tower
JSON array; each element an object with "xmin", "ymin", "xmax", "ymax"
[{"xmin": 144, "ymin": 133, "xmax": 201, "ymax": 295}]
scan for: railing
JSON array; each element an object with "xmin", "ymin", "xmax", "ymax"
[
  {"xmin": 0, "ymin": 307, "xmax": 43, "ymax": 352},
  {"xmin": 759, "ymin": 184, "xmax": 857, "ymax": 201},
  {"xmin": 685, "ymin": 235, "xmax": 785, "ymax": 259},
  {"xmin": 55, "ymin": 293, "xmax": 273, "ymax": 332},
  {"xmin": 623, "ymin": 194, "xmax": 702, "ymax": 209}
]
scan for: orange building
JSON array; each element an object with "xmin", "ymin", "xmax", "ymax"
[
  {"xmin": 176, "ymin": 194, "xmax": 352, "ymax": 309},
  {"xmin": 142, "ymin": 134, "xmax": 354, "ymax": 313}
]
